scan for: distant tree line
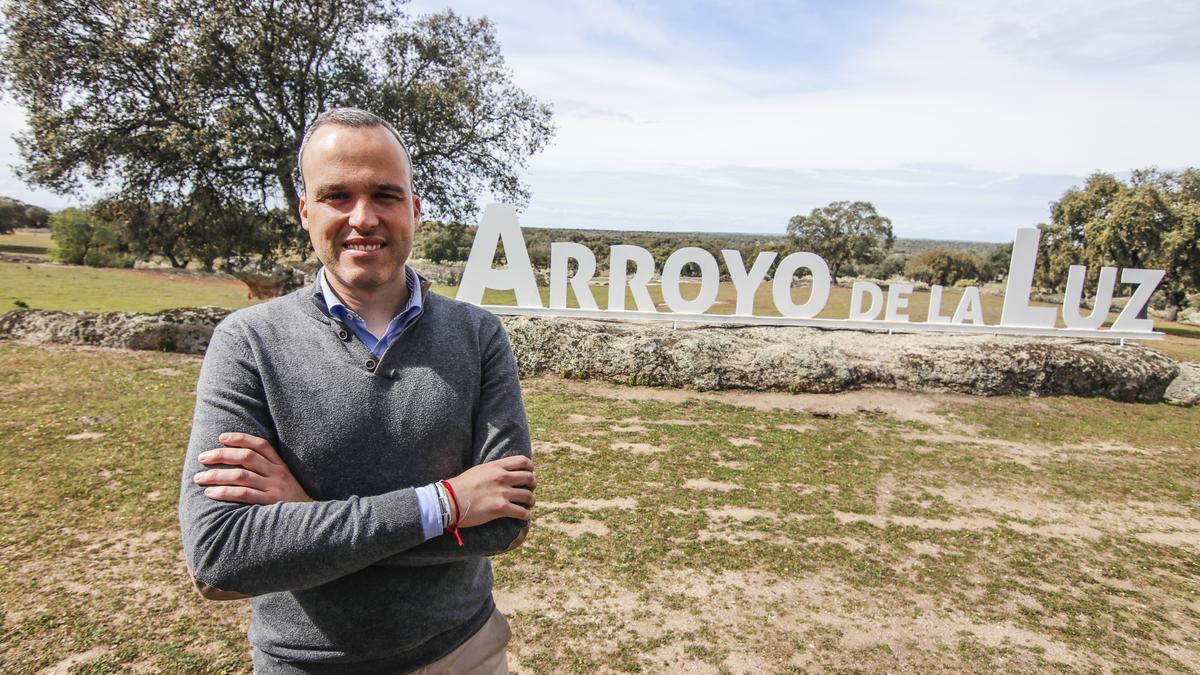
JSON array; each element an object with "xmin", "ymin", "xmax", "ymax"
[{"xmin": 0, "ymin": 196, "xmax": 49, "ymax": 233}]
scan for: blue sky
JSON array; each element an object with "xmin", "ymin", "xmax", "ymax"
[{"xmin": 3, "ymin": 0, "xmax": 1198, "ymax": 242}]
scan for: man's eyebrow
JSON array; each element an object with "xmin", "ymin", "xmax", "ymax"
[
  {"xmin": 311, "ymin": 183, "xmax": 410, "ymax": 197},
  {"xmin": 311, "ymin": 183, "xmax": 346, "ymax": 198},
  {"xmin": 373, "ymin": 183, "xmax": 409, "ymax": 195}
]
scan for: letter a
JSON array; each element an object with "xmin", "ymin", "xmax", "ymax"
[{"xmin": 457, "ymin": 204, "xmax": 542, "ymax": 307}]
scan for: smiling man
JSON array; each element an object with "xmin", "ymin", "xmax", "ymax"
[{"xmin": 178, "ymin": 108, "xmax": 534, "ymax": 674}]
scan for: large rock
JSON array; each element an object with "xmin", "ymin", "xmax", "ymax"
[
  {"xmin": 1165, "ymin": 362, "xmax": 1200, "ymax": 406},
  {"xmin": 0, "ymin": 307, "xmax": 231, "ymax": 354},
  {"xmin": 0, "ymin": 308, "xmax": 1188, "ymax": 403},
  {"xmin": 500, "ymin": 316, "xmax": 1181, "ymax": 403},
  {"xmin": 225, "ymin": 258, "xmax": 313, "ymax": 299}
]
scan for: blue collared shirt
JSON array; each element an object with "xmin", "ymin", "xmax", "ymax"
[
  {"xmin": 318, "ymin": 265, "xmax": 424, "ymax": 358},
  {"xmin": 317, "ymin": 265, "xmax": 443, "ymax": 539}
]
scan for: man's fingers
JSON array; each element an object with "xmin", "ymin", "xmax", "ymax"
[
  {"xmin": 495, "ymin": 455, "xmax": 533, "ymax": 471},
  {"xmin": 218, "ymin": 432, "xmax": 284, "ymax": 465},
  {"xmin": 199, "ymin": 447, "xmax": 274, "ymax": 476},
  {"xmin": 203, "ymin": 485, "xmax": 272, "ymax": 505},
  {"xmin": 500, "ymin": 502, "xmax": 532, "ymax": 520},
  {"xmin": 504, "ymin": 470, "xmax": 536, "ymax": 490},
  {"xmin": 505, "ymin": 488, "xmax": 535, "ymax": 508},
  {"xmin": 194, "ymin": 467, "xmax": 269, "ymax": 492}
]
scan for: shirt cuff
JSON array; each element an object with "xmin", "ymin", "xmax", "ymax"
[{"xmin": 414, "ymin": 482, "xmax": 445, "ymax": 541}]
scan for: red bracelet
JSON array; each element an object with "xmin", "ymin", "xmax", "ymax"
[{"xmin": 439, "ymin": 480, "xmax": 464, "ymax": 547}]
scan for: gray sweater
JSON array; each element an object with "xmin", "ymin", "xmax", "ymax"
[{"xmin": 177, "ymin": 277, "xmax": 532, "ymax": 672}]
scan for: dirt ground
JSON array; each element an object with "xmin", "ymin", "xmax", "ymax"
[
  {"xmin": 2, "ymin": 343, "xmax": 1198, "ymax": 673},
  {"xmin": 494, "ymin": 378, "xmax": 1200, "ymax": 673}
]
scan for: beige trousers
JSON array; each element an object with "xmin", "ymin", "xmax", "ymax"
[{"xmin": 412, "ymin": 608, "xmax": 511, "ymax": 675}]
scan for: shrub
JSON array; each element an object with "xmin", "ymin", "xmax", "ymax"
[
  {"xmin": 49, "ymin": 207, "xmax": 134, "ymax": 267},
  {"xmin": 905, "ymin": 249, "xmax": 979, "ymax": 286}
]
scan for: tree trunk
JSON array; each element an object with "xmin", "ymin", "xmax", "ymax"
[
  {"xmin": 278, "ymin": 172, "xmax": 302, "ymax": 224},
  {"xmin": 1164, "ymin": 304, "xmax": 1180, "ymax": 322}
]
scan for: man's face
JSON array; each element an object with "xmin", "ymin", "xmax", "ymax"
[{"xmin": 298, "ymin": 124, "xmax": 421, "ymax": 295}]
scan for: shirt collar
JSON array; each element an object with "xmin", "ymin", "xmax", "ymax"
[{"xmin": 317, "ymin": 265, "xmax": 423, "ymax": 321}]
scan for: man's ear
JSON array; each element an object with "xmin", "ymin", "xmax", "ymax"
[
  {"xmin": 412, "ymin": 194, "xmax": 422, "ymax": 224},
  {"xmin": 298, "ymin": 194, "xmax": 309, "ymax": 232}
]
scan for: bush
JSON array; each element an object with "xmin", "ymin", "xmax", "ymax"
[
  {"xmin": 860, "ymin": 254, "xmax": 908, "ymax": 280},
  {"xmin": 414, "ymin": 220, "xmax": 474, "ymax": 264},
  {"xmin": 976, "ymin": 247, "xmax": 1011, "ymax": 283},
  {"xmin": 49, "ymin": 207, "xmax": 133, "ymax": 267},
  {"xmin": 905, "ymin": 249, "xmax": 979, "ymax": 286}
]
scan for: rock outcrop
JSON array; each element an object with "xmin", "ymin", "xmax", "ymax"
[
  {"xmin": 501, "ymin": 316, "xmax": 1181, "ymax": 403},
  {"xmin": 0, "ymin": 308, "xmax": 1189, "ymax": 403},
  {"xmin": 1165, "ymin": 362, "xmax": 1200, "ymax": 406},
  {"xmin": 224, "ymin": 259, "xmax": 313, "ymax": 299},
  {"xmin": 0, "ymin": 307, "xmax": 230, "ymax": 354}
]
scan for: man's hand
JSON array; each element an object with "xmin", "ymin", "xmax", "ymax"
[
  {"xmin": 446, "ymin": 455, "xmax": 536, "ymax": 528},
  {"xmin": 194, "ymin": 432, "xmax": 313, "ymax": 505}
]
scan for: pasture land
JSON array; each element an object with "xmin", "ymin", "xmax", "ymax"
[
  {"xmin": 6, "ymin": 261, "xmax": 1200, "ymax": 363},
  {"xmin": 0, "ymin": 342, "xmax": 1198, "ymax": 672},
  {"xmin": 0, "ymin": 229, "xmax": 52, "ymax": 258}
]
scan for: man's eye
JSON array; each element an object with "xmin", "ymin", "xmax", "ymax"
[
  {"xmin": 322, "ymin": 192, "xmax": 348, "ymax": 202},
  {"xmin": 376, "ymin": 193, "xmax": 402, "ymax": 201}
]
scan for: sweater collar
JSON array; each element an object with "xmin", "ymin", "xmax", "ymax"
[{"xmin": 301, "ymin": 266, "xmax": 433, "ymax": 325}]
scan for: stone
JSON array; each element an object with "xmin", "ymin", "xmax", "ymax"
[
  {"xmin": 224, "ymin": 258, "xmax": 313, "ymax": 299},
  {"xmin": 0, "ymin": 307, "xmax": 230, "ymax": 354},
  {"xmin": 499, "ymin": 316, "xmax": 1181, "ymax": 403},
  {"xmin": 0, "ymin": 308, "xmax": 1188, "ymax": 403},
  {"xmin": 1164, "ymin": 362, "xmax": 1200, "ymax": 407}
]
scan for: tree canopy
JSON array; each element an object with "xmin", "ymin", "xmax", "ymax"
[
  {"xmin": 1037, "ymin": 168, "xmax": 1200, "ymax": 319},
  {"xmin": 0, "ymin": 0, "xmax": 554, "ymax": 262},
  {"xmin": 904, "ymin": 248, "xmax": 979, "ymax": 286},
  {"xmin": 786, "ymin": 201, "xmax": 894, "ymax": 281},
  {"xmin": 0, "ymin": 196, "xmax": 49, "ymax": 233}
]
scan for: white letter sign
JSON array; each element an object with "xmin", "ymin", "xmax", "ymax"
[
  {"xmin": 456, "ymin": 204, "xmax": 1166, "ymax": 341},
  {"xmin": 457, "ymin": 204, "xmax": 542, "ymax": 308}
]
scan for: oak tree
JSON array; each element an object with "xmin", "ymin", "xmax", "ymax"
[
  {"xmin": 0, "ymin": 0, "xmax": 553, "ymax": 261},
  {"xmin": 786, "ymin": 201, "xmax": 894, "ymax": 282}
]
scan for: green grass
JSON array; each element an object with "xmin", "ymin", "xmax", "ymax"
[
  {"xmin": 0, "ymin": 261, "xmax": 255, "ymax": 313},
  {"xmin": 1, "ymin": 343, "xmax": 1198, "ymax": 672},
  {"xmin": 0, "ymin": 230, "xmax": 52, "ymax": 258}
]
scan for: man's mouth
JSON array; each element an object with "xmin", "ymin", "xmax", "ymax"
[{"xmin": 343, "ymin": 238, "xmax": 386, "ymax": 252}]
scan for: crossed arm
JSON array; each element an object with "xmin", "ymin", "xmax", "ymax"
[
  {"xmin": 179, "ymin": 321, "xmax": 534, "ymax": 599},
  {"xmin": 193, "ymin": 432, "xmax": 536, "ymax": 562}
]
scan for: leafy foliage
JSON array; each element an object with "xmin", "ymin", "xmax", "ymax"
[
  {"xmin": 48, "ymin": 207, "xmax": 132, "ymax": 267},
  {"xmin": 0, "ymin": 196, "xmax": 49, "ymax": 233},
  {"xmin": 904, "ymin": 248, "xmax": 980, "ymax": 286},
  {"xmin": 1036, "ymin": 168, "xmax": 1200, "ymax": 317},
  {"xmin": 414, "ymin": 220, "xmax": 475, "ymax": 264},
  {"xmin": 786, "ymin": 201, "xmax": 894, "ymax": 281},
  {"xmin": 0, "ymin": 0, "xmax": 553, "ymax": 260}
]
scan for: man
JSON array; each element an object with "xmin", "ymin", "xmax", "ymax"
[{"xmin": 178, "ymin": 107, "xmax": 535, "ymax": 674}]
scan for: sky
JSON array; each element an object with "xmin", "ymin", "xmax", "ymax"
[{"xmin": 3, "ymin": 0, "xmax": 1198, "ymax": 241}]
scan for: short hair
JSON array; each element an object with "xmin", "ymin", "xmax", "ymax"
[{"xmin": 295, "ymin": 107, "xmax": 413, "ymax": 196}]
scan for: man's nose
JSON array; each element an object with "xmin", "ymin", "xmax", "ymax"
[{"xmin": 348, "ymin": 197, "xmax": 380, "ymax": 229}]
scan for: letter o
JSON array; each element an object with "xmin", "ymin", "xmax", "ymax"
[
  {"xmin": 772, "ymin": 252, "xmax": 830, "ymax": 319},
  {"xmin": 661, "ymin": 247, "xmax": 720, "ymax": 314}
]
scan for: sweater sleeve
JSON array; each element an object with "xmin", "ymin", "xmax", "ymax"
[
  {"xmin": 177, "ymin": 322, "xmax": 428, "ymax": 597},
  {"xmin": 374, "ymin": 317, "xmax": 533, "ymax": 567}
]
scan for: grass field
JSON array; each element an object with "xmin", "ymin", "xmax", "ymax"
[
  {"xmin": 0, "ymin": 229, "xmax": 52, "ymax": 257},
  {"xmin": 0, "ymin": 342, "xmax": 1197, "ymax": 672},
  {"xmin": 1, "ymin": 262, "xmax": 255, "ymax": 313}
]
